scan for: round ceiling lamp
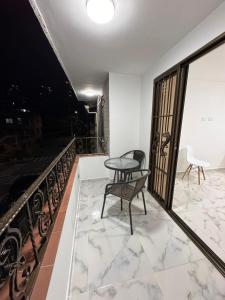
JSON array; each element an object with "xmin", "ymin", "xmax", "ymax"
[
  {"xmin": 80, "ymin": 88, "xmax": 102, "ymax": 97},
  {"xmin": 86, "ymin": 0, "xmax": 115, "ymax": 24}
]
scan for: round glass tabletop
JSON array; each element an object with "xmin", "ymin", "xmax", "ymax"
[{"xmin": 104, "ymin": 157, "xmax": 139, "ymax": 171}]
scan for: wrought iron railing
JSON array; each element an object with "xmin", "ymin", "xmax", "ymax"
[
  {"xmin": 0, "ymin": 138, "xmax": 76, "ymax": 300},
  {"xmin": 75, "ymin": 136, "xmax": 109, "ymax": 154}
]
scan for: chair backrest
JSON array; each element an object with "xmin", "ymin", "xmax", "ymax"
[
  {"xmin": 121, "ymin": 150, "xmax": 146, "ymax": 169},
  {"xmin": 107, "ymin": 170, "xmax": 150, "ymax": 201},
  {"xmin": 186, "ymin": 145, "xmax": 194, "ymax": 163},
  {"xmin": 132, "ymin": 170, "xmax": 150, "ymax": 197},
  {"xmin": 133, "ymin": 150, "xmax": 145, "ymax": 168}
]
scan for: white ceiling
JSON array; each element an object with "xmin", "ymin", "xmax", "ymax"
[{"xmin": 33, "ymin": 0, "xmax": 224, "ymax": 101}]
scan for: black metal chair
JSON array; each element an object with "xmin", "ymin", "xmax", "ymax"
[
  {"xmin": 101, "ymin": 169, "xmax": 150, "ymax": 235},
  {"xmin": 113, "ymin": 150, "xmax": 146, "ymax": 182}
]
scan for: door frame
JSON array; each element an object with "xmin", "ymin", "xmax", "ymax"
[{"xmin": 148, "ymin": 32, "xmax": 225, "ymax": 276}]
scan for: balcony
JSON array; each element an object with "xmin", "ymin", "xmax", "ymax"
[
  {"xmin": 1, "ymin": 1, "xmax": 225, "ymax": 299},
  {"xmin": 0, "ymin": 135, "xmax": 224, "ymax": 300}
]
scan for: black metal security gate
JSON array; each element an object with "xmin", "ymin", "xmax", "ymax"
[{"xmin": 148, "ymin": 69, "xmax": 178, "ymax": 206}]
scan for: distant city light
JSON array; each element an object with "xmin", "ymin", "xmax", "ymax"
[
  {"xmin": 20, "ymin": 108, "xmax": 30, "ymax": 113},
  {"xmin": 5, "ymin": 118, "xmax": 13, "ymax": 124}
]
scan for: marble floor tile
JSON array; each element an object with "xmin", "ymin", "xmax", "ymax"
[
  {"xmin": 155, "ymin": 259, "xmax": 225, "ymax": 300},
  {"xmin": 69, "ymin": 231, "xmax": 89, "ymax": 295},
  {"xmin": 68, "ymin": 178, "xmax": 224, "ymax": 300},
  {"xmin": 178, "ymin": 209, "xmax": 225, "ymax": 261},
  {"xmin": 137, "ymin": 216, "xmax": 203, "ymax": 272},
  {"xmin": 173, "ymin": 169, "xmax": 225, "ymax": 212},
  {"xmin": 70, "ymin": 291, "xmax": 89, "ymax": 300},
  {"xmin": 88, "ymin": 229, "xmax": 153, "ymax": 290},
  {"xmin": 173, "ymin": 169, "xmax": 225, "ymax": 263},
  {"xmin": 90, "ymin": 275, "xmax": 163, "ymax": 300}
]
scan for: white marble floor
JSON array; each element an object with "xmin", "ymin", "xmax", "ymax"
[
  {"xmin": 173, "ymin": 169, "xmax": 225, "ymax": 262},
  {"xmin": 68, "ymin": 178, "xmax": 225, "ymax": 300}
]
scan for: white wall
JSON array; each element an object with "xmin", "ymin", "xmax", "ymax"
[
  {"xmin": 178, "ymin": 46, "xmax": 225, "ymax": 170},
  {"xmin": 79, "ymin": 156, "xmax": 109, "ymax": 180},
  {"xmin": 103, "ymin": 77, "xmax": 110, "ymax": 152},
  {"xmin": 140, "ymin": 2, "xmax": 225, "ymax": 168},
  {"xmin": 109, "ymin": 72, "xmax": 141, "ymax": 157}
]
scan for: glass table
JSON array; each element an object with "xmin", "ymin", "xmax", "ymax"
[{"xmin": 104, "ymin": 157, "xmax": 139, "ymax": 182}]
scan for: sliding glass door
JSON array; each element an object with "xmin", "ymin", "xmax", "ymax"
[{"xmin": 148, "ymin": 32, "xmax": 225, "ymax": 277}]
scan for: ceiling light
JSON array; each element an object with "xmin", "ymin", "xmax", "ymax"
[
  {"xmin": 86, "ymin": 0, "xmax": 115, "ymax": 24},
  {"xmin": 80, "ymin": 89, "xmax": 102, "ymax": 97}
]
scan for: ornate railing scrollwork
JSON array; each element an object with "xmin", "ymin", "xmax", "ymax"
[
  {"xmin": 0, "ymin": 227, "xmax": 30, "ymax": 300},
  {"xmin": 0, "ymin": 138, "xmax": 76, "ymax": 299},
  {"xmin": 56, "ymin": 161, "xmax": 65, "ymax": 192},
  {"xmin": 47, "ymin": 171, "xmax": 60, "ymax": 209}
]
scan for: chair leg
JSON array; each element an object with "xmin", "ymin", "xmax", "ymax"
[
  {"xmin": 142, "ymin": 191, "xmax": 147, "ymax": 215},
  {"xmin": 182, "ymin": 164, "xmax": 191, "ymax": 179},
  {"xmin": 120, "ymin": 198, "xmax": 123, "ymax": 210},
  {"xmin": 187, "ymin": 164, "xmax": 193, "ymax": 176},
  {"xmin": 113, "ymin": 171, "xmax": 116, "ymax": 183},
  {"xmin": 122, "ymin": 172, "xmax": 126, "ymax": 182},
  {"xmin": 129, "ymin": 203, "xmax": 133, "ymax": 235},
  {"xmin": 197, "ymin": 166, "xmax": 201, "ymax": 185},
  {"xmin": 101, "ymin": 194, "xmax": 107, "ymax": 218},
  {"xmin": 117, "ymin": 171, "xmax": 119, "ymax": 182},
  {"xmin": 201, "ymin": 167, "xmax": 206, "ymax": 180},
  {"xmin": 124, "ymin": 172, "xmax": 128, "ymax": 182}
]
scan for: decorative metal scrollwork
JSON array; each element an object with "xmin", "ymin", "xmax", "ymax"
[
  {"xmin": 38, "ymin": 212, "xmax": 51, "ymax": 238},
  {"xmin": 30, "ymin": 189, "xmax": 44, "ymax": 225},
  {"xmin": 62, "ymin": 154, "xmax": 68, "ymax": 176},
  {"xmin": 56, "ymin": 161, "xmax": 65, "ymax": 191},
  {"xmin": 0, "ymin": 139, "xmax": 76, "ymax": 299},
  {"xmin": 0, "ymin": 228, "xmax": 30, "ymax": 300},
  {"xmin": 47, "ymin": 171, "xmax": 56, "ymax": 192},
  {"xmin": 47, "ymin": 171, "xmax": 60, "ymax": 208},
  {"xmin": 65, "ymin": 152, "xmax": 71, "ymax": 171},
  {"xmin": 152, "ymin": 132, "xmax": 160, "ymax": 154},
  {"xmin": 160, "ymin": 132, "xmax": 171, "ymax": 157},
  {"xmin": 30, "ymin": 190, "xmax": 51, "ymax": 238}
]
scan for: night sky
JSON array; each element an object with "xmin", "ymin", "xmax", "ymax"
[{"xmin": 0, "ymin": 0, "xmax": 87, "ymax": 121}]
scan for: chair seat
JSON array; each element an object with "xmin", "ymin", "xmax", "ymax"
[
  {"xmin": 188, "ymin": 158, "xmax": 210, "ymax": 168},
  {"xmin": 108, "ymin": 184, "xmax": 135, "ymax": 201}
]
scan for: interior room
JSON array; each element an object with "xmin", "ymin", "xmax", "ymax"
[{"xmin": 173, "ymin": 42, "xmax": 225, "ymax": 262}]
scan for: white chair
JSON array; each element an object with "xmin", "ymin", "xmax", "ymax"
[{"xmin": 182, "ymin": 145, "xmax": 210, "ymax": 184}]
